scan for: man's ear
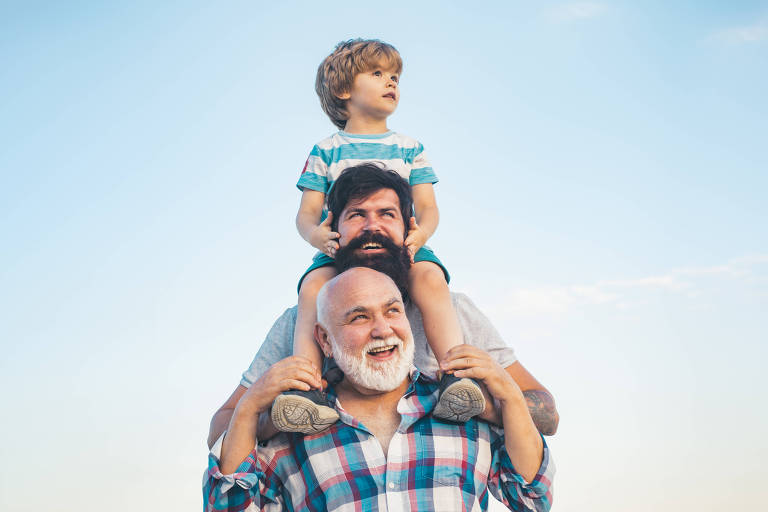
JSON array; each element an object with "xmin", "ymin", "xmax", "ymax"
[{"xmin": 314, "ymin": 324, "xmax": 333, "ymax": 357}]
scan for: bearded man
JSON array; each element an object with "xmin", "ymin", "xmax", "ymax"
[
  {"xmin": 204, "ymin": 268, "xmax": 554, "ymax": 511},
  {"xmin": 208, "ymin": 164, "xmax": 559, "ymax": 445}
]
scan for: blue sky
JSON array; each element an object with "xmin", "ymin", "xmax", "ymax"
[{"xmin": 1, "ymin": 2, "xmax": 766, "ymax": 510}]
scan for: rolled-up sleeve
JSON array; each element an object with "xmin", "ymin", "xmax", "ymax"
[
  {"xmin": 203, "ymin": 435, "xmax": 281, "ymax": 512},
  {"xmin": 489, "ymin": 435, "xmax": 554, "ymax": 512}
]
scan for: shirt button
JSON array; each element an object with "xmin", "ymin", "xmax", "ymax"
[{"xmin": 388, "ymin": 482, "xmax": 395, "ymax": 489}]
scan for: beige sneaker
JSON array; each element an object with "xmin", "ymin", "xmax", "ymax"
[
  {"xmin": 271, "ymin": 390, "xmax": 340, "ymax": 434},
  {"xmin": 432, "ymin": 374, "xmax": 486, "ymax": 423}
]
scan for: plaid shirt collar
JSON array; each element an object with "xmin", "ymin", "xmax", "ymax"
[{"xmin": 326, "ymin": 366, "xmax": 439, "ymax": 432}]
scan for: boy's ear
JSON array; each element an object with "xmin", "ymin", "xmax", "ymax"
[
  {"xmin": 335, "ymin": 90, "xmax": 351, "ymax": 100},
  {"xmin": 314, "ymin": 324, "xmax": 333, "ymax": 357}
]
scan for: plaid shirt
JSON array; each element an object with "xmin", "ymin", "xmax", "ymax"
[{"xmin": 204, "ymin": 369, "xmax": 554, "ymax": 511}]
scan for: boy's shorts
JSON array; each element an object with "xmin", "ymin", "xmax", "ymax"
[{"xmin": 297, "ymin": 246, "xmax": 449, "ymax": 293}]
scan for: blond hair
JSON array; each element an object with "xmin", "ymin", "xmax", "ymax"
[{"xmin": 316, "ymin": 39, "xmax": 403, "ymax": 129}]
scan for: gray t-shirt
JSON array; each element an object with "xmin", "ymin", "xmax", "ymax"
[{"xmin": 241, "ymin": 292, "xmax": 516, "ymax": 387}]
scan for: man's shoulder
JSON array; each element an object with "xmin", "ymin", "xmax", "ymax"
[
  {"xmin": 406, "ymin": 292, "xmax": 476, "ymax": 321},
  {"xmin": 448, "ymin": 291, "xmax": 478, "ymax": 311},
  {"xmin": 271, "ymin": 305, "xmax": 298, "ymax": 327}
]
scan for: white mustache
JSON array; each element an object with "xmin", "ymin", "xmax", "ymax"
[{"xmin": 363, "ymin": 337, "xmax": 403, "ymax": 354}]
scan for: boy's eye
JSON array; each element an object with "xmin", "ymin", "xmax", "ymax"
[
  {"xmin": 373, "ymin": 70, "xmax": 382, "ymax": 76},
  {"xmin": 391, "ymin": 75, "xmax": 399, "ymax": 83}
]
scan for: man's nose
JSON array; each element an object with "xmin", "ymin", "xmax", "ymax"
[
  {"xmin": 363, "ymin": 215, "xmax": 382, "ymax": 233},
  {"xmin": 370, "ymin": 314, "xmax": 394, "ymax": 338}
]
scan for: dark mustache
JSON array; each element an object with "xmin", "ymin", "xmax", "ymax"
[{"xmin": 343, "ymin": 232, "xmax": 402, "ymax": 253}]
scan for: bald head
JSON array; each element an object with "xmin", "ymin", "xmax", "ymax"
[
  {"xmin": 316, "ymin": 267, "xmax": 402, "ymax": 329},
  {"xmin": 314, "ymin": 267, "xmax": 413, "ymax": 393}
]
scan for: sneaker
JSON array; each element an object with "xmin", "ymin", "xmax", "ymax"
[
  {"xmin": 271, "ymin": 389, "xmax": 340, "ymax": 434},
  {"xmin": 323, "ymin": 358, "xmax": 344, "ymax": 386},
  {"xmin": 432, "ymin": 374, "xmax": 486, "ymax": 422}
]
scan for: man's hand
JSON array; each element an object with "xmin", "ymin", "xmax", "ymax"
[
  {"xmin": 219, "ymin": 356, "xmax": 323, "ymax": 473},
  {"xmin": 404, "ymin": 217, "xmax": 428, "ymax": 262},
  {"xmin": 440, "ymin": 345, "xmax": 523, "ymax": 405},
  {"xmin": 309, "ymin": 213, "xmax": 340, "ymax": 257},
  {"xmin": 440, "ymin": 345, "xmax": 543, "ymax": 482},
  {"xmin": 239, "ymin": 356, "xmax": 324, "ymax": 415}
]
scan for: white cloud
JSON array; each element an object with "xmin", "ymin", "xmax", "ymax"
[
  {"xmin": 495, "ymin": 254, "xmax": 768, "ymax": 316},
  {"xmin": 713, "ymin": 19, "xmax": 768, "ymax": 44},
  {"xmin": 546, "ymin": 2, "xmax": 608, "ymax": 21}
]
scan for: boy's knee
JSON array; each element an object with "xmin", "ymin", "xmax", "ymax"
[
  {"xmin": 299, "ymin": 266, "xmax": 337, "ymax": 297},
  {"xmin": 408, "ymin": 261, "xmax": 448, "ymax": 290}
]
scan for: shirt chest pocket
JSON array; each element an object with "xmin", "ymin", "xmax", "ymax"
[{"xmin": 416, "ymin": 426, "xmax": 473, "ymax": 486}]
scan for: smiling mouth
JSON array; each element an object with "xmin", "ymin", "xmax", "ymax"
[
  {"xmin": 367, "ymin": 345, "xmax": 397, "ymax": 358},
  {"xmin": 361, "ymin": 242, "xmax": 383, "ymax": 250}
]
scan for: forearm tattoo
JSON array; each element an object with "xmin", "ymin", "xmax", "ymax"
[{"xmin": 523, "ymin": 390, "xmax": 559, "ymax": 436}]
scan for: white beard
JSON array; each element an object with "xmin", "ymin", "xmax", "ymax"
[{"xmin": 331, "ymin": 335, "xmax": 415, "ymax": 392}]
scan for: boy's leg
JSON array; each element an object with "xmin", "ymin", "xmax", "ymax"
[
  {"xmin": 293, "ymin": 265, "xmax": 337, "ymax": 368},
  {"xmin": 408, "ymin": 261, "xmax": 488, "ymax": 422},
  {"xmin": 272, "ymin": 266, "xmax": 339, "ymax": 434}
]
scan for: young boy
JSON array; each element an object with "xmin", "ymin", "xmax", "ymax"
[{"xmin": 271, "ymin": 39, "xmax": 486, "ymax": 433}]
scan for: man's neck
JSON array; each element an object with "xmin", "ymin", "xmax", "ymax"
[
  {"xmin": 335, "ymin": 376, "xmax": 410, "ymax": 411},
  {"xmin": 334, "ymin": 377, "xmax": 410, "ymax": 455}
]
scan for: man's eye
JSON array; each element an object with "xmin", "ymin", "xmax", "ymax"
[
  {"xmin": 352, "ymin": 314, "xmax": 367, "ymax": 322},
  {"xmin": 388, "ymin": 307, "xmax": 402, "ymax": 315}
]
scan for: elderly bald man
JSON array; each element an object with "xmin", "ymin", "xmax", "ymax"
[{"xmin": 204, "ymin": 268, "xmax": 554, "ymax": 512}]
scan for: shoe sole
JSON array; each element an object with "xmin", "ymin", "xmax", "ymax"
[
  {"xmin": 432, "ymin": 378, "xmax": 486, "ymax": 422},
  {"xmin": 271, "ymin": 394, "xmax": 339, "ymax": 434}
]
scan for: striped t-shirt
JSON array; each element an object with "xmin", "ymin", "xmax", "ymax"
[{"xmin": 297, "ymin": 130, "xmax": 439, "ymax": 194}]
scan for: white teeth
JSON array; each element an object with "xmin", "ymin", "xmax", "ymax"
[
  {"xmin": 362, "ymin": 243, "xmax": 382, "ymax": 249},
  {"xmin": 368, "ymin": 345, "xmax": 395, "ymax": 354}
]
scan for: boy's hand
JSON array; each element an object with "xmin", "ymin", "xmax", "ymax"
[
  {"xmin": 404, "ymin": 217, "xmax": 428, "ymax": 263},
  {"xmin": 309, "ymin": 213, "xmax": 340, "ymax": 257}
]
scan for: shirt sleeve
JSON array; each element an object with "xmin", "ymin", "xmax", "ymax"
[
  {"xmin": 297, "ymin": 145, "xmax": 331, "ymax": 193},
  {"xmin": 452, "ymin": 293, "xmax": 517, "ymax": 368},
  {"xmin": 487, "ymin": 432, "xmax": 555, "ymax": 512},
  {"xmin": 240, "ymin": 307, "xmax": 297, "ymax": 388},
  {"xmin": 408, "ymin": 142, "xmax": 439, "ymax": 186},
  {"xmin": 203, "ymin": 434, "xmax": 284, "ymax": 512}
]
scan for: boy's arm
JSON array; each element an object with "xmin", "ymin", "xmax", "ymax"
[
  {"xmin": 296, "ymin": 189, "xmax": 339, "ymax": 256},
  {"xmin": 405, "ymin": 183, "xmax": 440, "ymax": 258}
]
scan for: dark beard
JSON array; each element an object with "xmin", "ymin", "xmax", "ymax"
[{"xmin": 334, "ymin": 232, "xmax": 411, "ymax": 299}]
